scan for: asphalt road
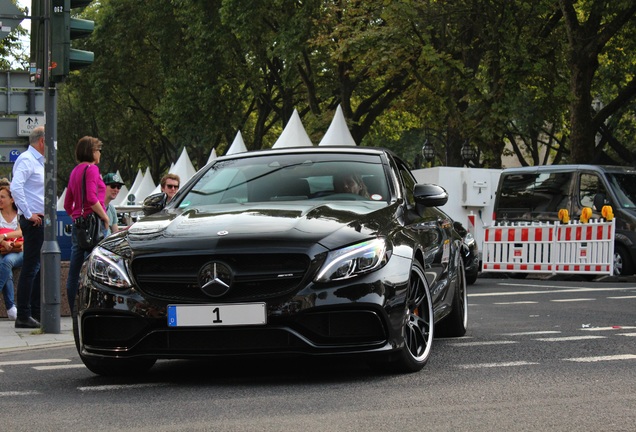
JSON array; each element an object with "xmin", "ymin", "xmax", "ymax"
[{"xmin": 1, "ymin": 277, "xmax": 635, "ymax": 431}]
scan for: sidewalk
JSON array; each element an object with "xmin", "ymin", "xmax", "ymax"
[{"xmin": 0, "ymin": 316, "xmax": 75, "ymax": 352}]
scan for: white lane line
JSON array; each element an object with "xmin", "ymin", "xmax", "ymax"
[
  {"xmin": 565, "ymin": 354, "xmax": 636, "ymax": 363},
  {"xmin": 501, "ymin": 331, "xmax": 561, "ymax": 336},
  {"xmin": 469, "ymin": 286, "xmax": 635, "ymax": 297},
  {"xmin": 0, "ymin": 359, "xmax": 71, "ymax": 366},
  {"xmin": 450, "ymin": 341, "xmax": 518, "ymax": 347},
  {"xmin": 536, "ymin": 335, "xmax": 606, "ymax": 342},
  {"xmin": 580, "ymin": 326, "xmax": 636, "ymax": 331},
  {"xmin": 618, "ymin": 333, "xmax": 636, "ymax": 337},
  {"xmin": 608, "ymin": 295, "xmax": 636, "ymax": 299},
  {"xmin": 77, "ymin": 383, "xmax": 166, "ymax": 392},
  {"xmin": 494, "ymin": 301, "xmax": 539, "ymax": 305},
  {"xmin": 0, "ymin": 391, "xmax": 40, "ymax": 397},
  {"xmin": 457, "ymin": 361, "xmax": 539, "ymax": 369},
  {"xmin": 550, "ymin": 298, "xmax": 595, "ymax": 302},
  {"xmin": 34, "ymin": 364, "xmax": 87, "ymax": 371}
]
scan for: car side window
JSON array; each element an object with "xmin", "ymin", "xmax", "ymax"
[
  {"xmin": 579, "ymin": 173, "xmax": 608, "ymax": 209},
  {"xmin": 395, "ymin": 160, "xmax": 416, "ymax": 206}
]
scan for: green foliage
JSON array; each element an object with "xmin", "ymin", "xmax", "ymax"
[
  {"xmin": 47, "ymin": 0, "xmax": 636, "ymax": 193},
  {"xmin": 0, "ymin": 0, "xmax": 28, "ymax": 70}
]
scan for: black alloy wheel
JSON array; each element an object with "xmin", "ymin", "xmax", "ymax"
[{"xmin": 390, "ymin": 260, "xmax": 434, "ymax": 373}]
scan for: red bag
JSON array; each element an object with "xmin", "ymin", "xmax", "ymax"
[{"xmin": 0, "ymin": 227, "xmax": 24, "ymax": 254}]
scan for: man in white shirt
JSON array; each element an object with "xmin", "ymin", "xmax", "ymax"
[{"xmin": 11, "ymin": 126, "xmax": 45, "ymax": 329}]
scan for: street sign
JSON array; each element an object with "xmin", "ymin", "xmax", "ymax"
[
  {"xmin": 0, "ymin": 144, "xmax": 27, "ymax": 163},
  {"xmin": 0, "ymin": 0, "xmax": 25, "ymax": 41},
  {"xmin": 17, "ymin": 114, "xmax": 46, "ymax": 136}
]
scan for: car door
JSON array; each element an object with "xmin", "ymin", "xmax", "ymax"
[{"xmin": 393, "ymin": 157, "xmax": 451, "ymax": 303}]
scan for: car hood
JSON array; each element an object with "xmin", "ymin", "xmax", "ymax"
[{"xmin": 125, "ymin": 201, "xmax": 394, "ymax": 254}]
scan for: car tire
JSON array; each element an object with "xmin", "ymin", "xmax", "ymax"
[
  {"xmin": 73, "ymin": 314, "xmax": 156, "ymax": 376},
  {"xmin": 465, "ymin": 266, "xmax": 478, "ymax": 285},
  {"xmin": 614, "ymin": 244, "xmax": 634, "ymax": 276},
  {"xmin": 435, "ymin": 258, "xmax": 468, "ymax": 338},
  {"xmin": 389, "ymin": 261, "xmax": 434, "ymax": 373}
]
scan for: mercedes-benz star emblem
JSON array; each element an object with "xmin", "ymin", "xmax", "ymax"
[{"xmin": 198, "ymin": 261, "xmax": 233, "ymax": 297}]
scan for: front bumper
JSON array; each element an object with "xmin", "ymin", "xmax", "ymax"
[{"xmin": 76, "ymin": 255, "xmax": 413, "ymax": 360}]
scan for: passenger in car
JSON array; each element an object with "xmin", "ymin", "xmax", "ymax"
[{"xmin": 334, "ymin": 173, "xmax": 369, "ymax": 198}]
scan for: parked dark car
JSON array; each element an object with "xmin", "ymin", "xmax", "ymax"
[
  {"xmin": 453, "ymin": 221, "xmax": 479, "ymax": 285},
  {"xmin": 74, "ymin": 147, "xmax": 468, "ymax": 376},
  {"xmin": 494, "ymin": 165, "xmax": 636, "ymax": 276}
]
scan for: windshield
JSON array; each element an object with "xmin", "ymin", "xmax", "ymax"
[
  {"xmin": 177, "ymin": 153, "xmax": 390, "ymax": 208},
  {"xmin": 605, "ymin": 173, "xmax": 636, "ymax": 209}
]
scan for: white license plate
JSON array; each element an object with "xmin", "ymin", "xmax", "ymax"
[{"xmin": 167, "ymin": 303, "xmax": 266, "ymax": 327}]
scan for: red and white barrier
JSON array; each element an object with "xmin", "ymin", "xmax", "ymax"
[{"xmin": 482, "ymin": 219, "xmax": 615, "ymax": 275}]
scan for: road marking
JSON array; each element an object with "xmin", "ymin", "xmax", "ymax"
[
  {"xmin": 550, "ymin": 298, "xmax": 595, "ymax": 302},
  {"xmin": 450, "ymin": 341, "xmax": 518, "ymax": 347},
  {"xmin": 0, "ymin": 391, "xmax": 40, "ymax": 397},
  {"xmin": 469, "ymin": 286, "xmax": 635, "ymax": 297},
  {"xmin": 0, "ymin": 359, "xmax": 71, "ymax": 366},
  {"xmin": 608, "ymin": 295, "xmax": 636, "ymax": 299},
  {"xmin": 494, "ymin": 301, "xmax": 539, "ymax": 305},
  {"xmin": 501, "ymin": 331, "xmax": 561, "ymax": 336},
  {"xmin": 34, "ymin": 364, "xmax": 87, "ymax": 371},
  {"xmin": 565, "ymin": 354, "xmax": 636, "ymax": 362},
  {"xmin": 457, "ymin": 361, "xmax": 539, "ymax": 369},
  {"xmin": 536, "ymin": 335, "xmax": 606, "ymax": 342},
  {"xmin": 77, "ymin": 383, "xmax": 166, "ymax": 392},
  {"xmin": 618, "ymin": 333, "xmax": 636, "ymax": 337},
  {"xmin": 580, "ymin": 326, "xmax": 636, "ymax": 331}
]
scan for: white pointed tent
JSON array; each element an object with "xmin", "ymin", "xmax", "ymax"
[
  {"xmin": 128, "ymin": 168, "xmax": 157, "ymax": 205},
  {"xmin": 173, "ymin": 147, "xmax": 196, "ymax": 184},
  {"xmin": 57, "ymin": 188, "xmax": 67, "ymax": 211},
  {"xmin": 124, "ymin": 169, "xmax": 144, "ymax": 204},
  {"xmin": 319, "ymin": 105, "xmax": 356, "ymax": 146},
  {"xmin": 272, "ymin": 109, "xmax": 313, "ymax": 148},
  {"xmin": 226, "ymin": 131, "xmax": 248, "ymax": 155},
  {"xmin": 207, "ymin": 148, "xmax": 217, "ymax": 165}
]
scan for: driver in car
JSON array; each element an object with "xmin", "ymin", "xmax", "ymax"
[{"xmin": 334, "ymin": 173, "xmax": 369, "ymax": 198}]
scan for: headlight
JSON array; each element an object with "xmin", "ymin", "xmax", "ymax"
[
  {"xmin": 87, "ymin": 246, "xmax": 133, "ymax": 289},
  {"xmin": 315, "ymin": 238, "xmax": 389, "ymax": 282}
]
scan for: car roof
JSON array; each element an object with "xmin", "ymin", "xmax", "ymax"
[{"xmin": 211, "ymin": 146, "xmax": 391, "ymax": 162}]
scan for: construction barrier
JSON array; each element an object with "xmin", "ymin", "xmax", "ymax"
[{"xmin": 482, "ymin": 219, "xmax": 615, "ymax": 275}]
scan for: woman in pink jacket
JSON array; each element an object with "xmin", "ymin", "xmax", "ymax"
[{"xmin": 64, "ymin": 136, "xmax": 110, "ymax": 312}]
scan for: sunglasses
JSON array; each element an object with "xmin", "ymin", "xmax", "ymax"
[
  {"xmin": 165, "ymin": 184, "xmax": 179, "ymax": 190},
  {"xmin": 108, "ymin": 184, "xmax": 122, "ymax": 190}
]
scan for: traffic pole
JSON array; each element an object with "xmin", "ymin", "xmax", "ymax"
[{"xmin": 41, "ymin": 0, "xmax": 61, "ymax": 334}]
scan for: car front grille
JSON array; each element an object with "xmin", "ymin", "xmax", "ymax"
[{"xmin": 131, "ymin": 253, "xmax": 311, "ymax": 303}]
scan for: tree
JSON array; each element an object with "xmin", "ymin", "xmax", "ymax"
[
  {"xmin": 0, "ymin": 0, "xmax": 27, "ymax": 70},
  {"xmin": 559, "ymin": 0, "xmax": 636, "ymax": 164}
]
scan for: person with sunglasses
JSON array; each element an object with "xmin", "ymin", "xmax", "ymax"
[
  {"xmin": 102, "ymin": 172, "xmax": 125, "ymax": 235},
  {"xmin": 160, "ymin": 173, "xmax": 180, "ymax": 203}
]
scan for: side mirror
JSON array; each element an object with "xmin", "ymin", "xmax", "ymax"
[
  {"xmin": 413, "ymin": 183, "xmax": 448, "ymax": 207},
  {"xmin": 142, "ymin": 192, "xmax": 167, "ymax": 216}
]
